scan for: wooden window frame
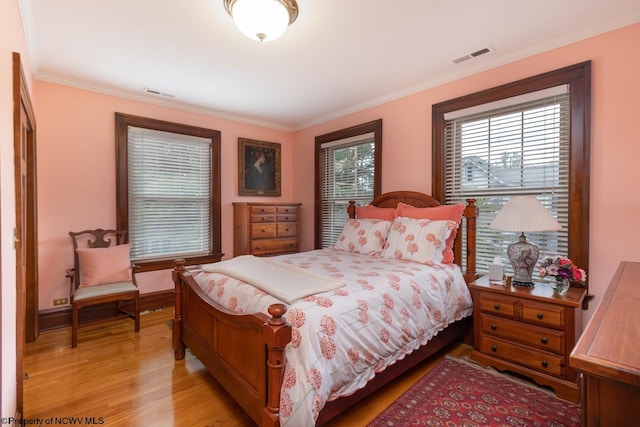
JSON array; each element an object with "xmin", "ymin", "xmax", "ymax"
[
  {"xmin": 432, "ymin": 62, "xmax": 591, "ymax": 306},
  {"xmin": 115, "ymin": 113, "xmax": 222, "ymax": 272},
  {"xmin": 314, "ymin": 119, "xmax": 383, "ymax": 249}
]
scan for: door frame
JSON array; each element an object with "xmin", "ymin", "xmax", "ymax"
[{"xmin": 12, "ymin": 51, "xmax": 39, "ymax": 415}]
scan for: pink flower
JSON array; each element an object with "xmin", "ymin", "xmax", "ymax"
[
  {"xmin": 282, "ymin": 366, "xmax": 297, "ymax": 389},
  {"xmin": 306, "ymin": 368, "xmax": 322, "ymax": 390},
  {"xmin": 538, "ymin": 256, "xmax": 586, "ymax": 283},
  {"xmin": 320, "ymin": 336, "xmax": 336, "ymax": 359},
  {"xmin": 320, "ymin": 315, "xmax": 337, "ymax": 336},
  {"xmin": 380, "ymin": 328, "xmax": 390, "ymax": 343},
  {"xmin": 348, "ymin": 348, "xmax": 359, "ymax": 365},
  {"xmin": 287, "ymin": 308, "xmax": 307, "ymax": 328}
]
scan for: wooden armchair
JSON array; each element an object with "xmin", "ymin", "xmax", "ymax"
[{"xmin": 66, "ymin": 229, "xmax": 140, "ymax": 348}]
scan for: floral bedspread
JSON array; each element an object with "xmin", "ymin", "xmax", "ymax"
[{"xmin": 193, "ymin": 248, "xmax": 473, "ymax": 426}]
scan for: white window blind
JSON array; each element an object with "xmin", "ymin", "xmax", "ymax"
[
  {"xmin": 319, "ymin": 133, "xmax": 375, "ymax": 248},
  {"xmin": 443, "ymin": 86, "xmax": 570, "ymax": 278},
  {"xmin": 127, "ymin": 126, "xmax": 212, "ymax": 261}
]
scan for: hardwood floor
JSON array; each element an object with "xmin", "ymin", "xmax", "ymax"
[{"xmin": 24, "ymin": 308, "xmax": 472, "ymax": 426}]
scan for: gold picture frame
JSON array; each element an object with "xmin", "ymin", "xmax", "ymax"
[{"xmin": 238, "ymin": 138, "xmax": 281, "ymax": 196}]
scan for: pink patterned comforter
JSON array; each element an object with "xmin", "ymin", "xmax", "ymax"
[{"xmin": 193, "ymin": 248, "xmax": 473, "ymax": 426}]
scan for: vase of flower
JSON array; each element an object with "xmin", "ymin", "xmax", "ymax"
[
  {"xmin": 552, "ymin": 277, "xmax": 571, "ymax": 295},
  {"xmin": 538, "ymin": 256, "xmax": 586, "ymax": 295}
]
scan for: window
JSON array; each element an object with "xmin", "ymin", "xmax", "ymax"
[
  {"xmin": 315, "ymin": 119, "xmax": 382, "ymax": 248},
  {"xmin": 433, "ymin": 62, "xmax": 590, "ymax": 288},
  {"xmin": 116, "ymin": 113, "xmax": 222, "ymax": 271}
]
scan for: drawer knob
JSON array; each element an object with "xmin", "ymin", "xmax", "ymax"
[
  {"xmin": 491, "ymin": 345, "xmax": 497, "ymax": 352},
  {"xmin": 285, "ymin": 228, "xmax": 290, "ymax": 232},
  {"xmin": 490, "ymin": 324, "xmax": 497, "ymax": 331},
  {"xmin": 541, "ymin": 360, "xmax": 548, "ymax": 368},
  {"xmin": 255, "ymin": 246, "xmax": 261, "ymax": 250},
  {"xmin": 493, "ymin": 304, "xmax": 500, "ymax": 310},
  {"xmin": 261, "ymin": 228, "xmax": 267, "ymax": 233},
  {"xmin": 285, "ymin": 216, "xmax": 290, "ymax": 220},
  {"xmin": 537, "ymin": 313, "xmax": 544, "ymax": 319},
  {"xmin": 541, "ymin": 337, "xmax": 548, "ymax": 344},
  {"xmin": 261, "ymin": 217, "xmax": 267, "ymax": 221}
]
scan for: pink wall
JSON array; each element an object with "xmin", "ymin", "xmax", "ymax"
[
  {"xmin": 27, "ymin": 15, "xmax": 640, "ymax": 329},
  {"xmin": 293, "ymin": 22, "xmax": 640, "ymax": 326},
  {"xmin": 34, "ymin": 82, "xmax": 294, "ymax": 310}
]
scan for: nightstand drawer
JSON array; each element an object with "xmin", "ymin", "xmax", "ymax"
[
  {"xmin": 479, "ymin": 314, "xmax": 564, "ymax": 354},
  {"xmin": 522, "ymin": 300, "xmax": 564, "ymax": 329},
  {"xmin": 477, "ymin": 293, "xmax": 516, "ymax": 318},
  {"xmin": 480, "ymin": 335, "xmax": 564, "ymax": 377},
  {"xmin": 251, "ymin": 223, "xmax": 276, "ymax": 239}
]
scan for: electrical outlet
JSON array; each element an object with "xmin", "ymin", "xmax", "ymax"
[{"xmin": 53, "ymin": 298, "xmax": 68, "ymax": 306}]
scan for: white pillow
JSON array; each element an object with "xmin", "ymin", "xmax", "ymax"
[
  {"xmin": 334, "ymin": 218, "xmax": 391, "ymax": 255},
  {"xmin": 380, "ymin": 217, "xmax": 455, "ymax": 264}
]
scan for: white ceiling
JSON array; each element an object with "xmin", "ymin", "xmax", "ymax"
[{"xmin": 19, "ymin": 0, "xmax": 640, "ymax": 131}]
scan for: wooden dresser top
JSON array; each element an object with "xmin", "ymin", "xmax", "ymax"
[{"xmin": 570, "ymin": 261, "xmax": 640, "ymax": 387}]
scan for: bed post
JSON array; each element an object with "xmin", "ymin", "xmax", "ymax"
[
  {"xmin": 262, "ymin": 304, "xmax": 292, "ymax": 427},
  {"xmin": 464, "ymin": 199, "xmax": 478, "ymax": 283},
  {"xmin": 347, "ymin": 200, "xmax": 356, "ymax": 219},
  {"xmin": 172, "ymin": 259, "xmax": 186, "ymax": 360}
]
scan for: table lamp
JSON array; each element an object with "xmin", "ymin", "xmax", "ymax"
[{"xmin": 489, "ymin": 196, "xmax": 561, "ymax": 286}]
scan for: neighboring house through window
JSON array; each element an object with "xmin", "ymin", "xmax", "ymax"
[
  {"xmin": 433, "ymin": 62, "xmax": 590, "ymax": 283},
  {"xmin": 315, "ymin": 119, "xmax": 382, "ymax": 248},
  {"xmin": 115, "ymin": 113, "xmax": 222, "ymax": 271}
]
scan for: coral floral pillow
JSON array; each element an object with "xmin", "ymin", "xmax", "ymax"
[
  {"xmin": 76, "ymin": 244, "xmax": 133, "ymax": 287},
  {"xmin": 356, "ymin": 205, "xmax": 396, "ymax": 221},
  {"xmin": 395, "ymin": 202, "xmax": 465, "ymax": 263},
  {"xmin": 380, "ymin": 217, "xmax": 456, "ymax": 264},
  {"xmin": 334, "ymin": 218, "xmax": 391, "ymax": 255}
]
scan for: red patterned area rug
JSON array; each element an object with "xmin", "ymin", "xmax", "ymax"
[{"xmin": 368, "ymin": 356, "xmax": 581, "ymax": 427}]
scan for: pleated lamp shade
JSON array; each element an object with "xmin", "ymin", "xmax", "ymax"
[{"xmin": 489, "ymin": 196, "xmax": 561, "ymax": 232}]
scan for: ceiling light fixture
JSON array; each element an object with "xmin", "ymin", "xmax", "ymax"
[{"xmin": 223, "ymin": 0, "xmax": 298, "ymax": 42}]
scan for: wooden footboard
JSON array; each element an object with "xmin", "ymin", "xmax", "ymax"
[
  {"xmin": 172, "ymin": 260, "xmax": 291, "ymax": 427},
  {"xmin": 172, "ymin": 192, "xmax": 478, "ymax": 426}
]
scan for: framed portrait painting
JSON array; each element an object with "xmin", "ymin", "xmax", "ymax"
[{"xmin": 238, "ymin": 138, "xmax": 281, "ymax": 196}]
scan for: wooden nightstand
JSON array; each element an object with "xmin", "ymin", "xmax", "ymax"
[{"xmin": 469, "ymin": 275, "xmax": 586, "ymax": 403}]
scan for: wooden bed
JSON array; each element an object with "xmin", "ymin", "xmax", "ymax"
[{"xmin": 172, "ymin": 191, "xmax": 478, "ymax": 426}]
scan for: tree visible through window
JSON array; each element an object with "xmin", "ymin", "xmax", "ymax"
[{"xmin": 315, "ymin": 120, "xmax": 382, "ymax": 248}]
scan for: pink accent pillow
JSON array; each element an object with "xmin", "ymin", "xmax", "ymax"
[
  {"xmin": 356, "ymin": 205, "xmax": 396, "ymax": 221},
  {"xmin": 380, "ymin": 217, "xmax": 456, "ymax": 264},
  {"xmin": 395, "ymin": 202, "xmax": 465, "ymax": 263},
  {"xmin": 334, "ymin": 218, "xmax": 391, "ymax": 255},
  {"xmin": 76, "ymin": 244, "xmax": 133, "ymax": 287}
]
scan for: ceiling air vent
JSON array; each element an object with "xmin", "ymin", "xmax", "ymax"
[
  {"xmin": 453, "ymin": 47, "xmax": 493, "ymax": 64},
  {"xmin": 143, "ymin": 87, "xmax": 175, "ymax": 98}
]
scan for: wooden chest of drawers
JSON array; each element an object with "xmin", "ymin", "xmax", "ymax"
[
  {"xmin": 233, "ymin": 202, "xmax": 302, "ymax": 257},
  {"xmin": 469, "ymin": 276, "xmax": 586, "ymax": 402}
]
